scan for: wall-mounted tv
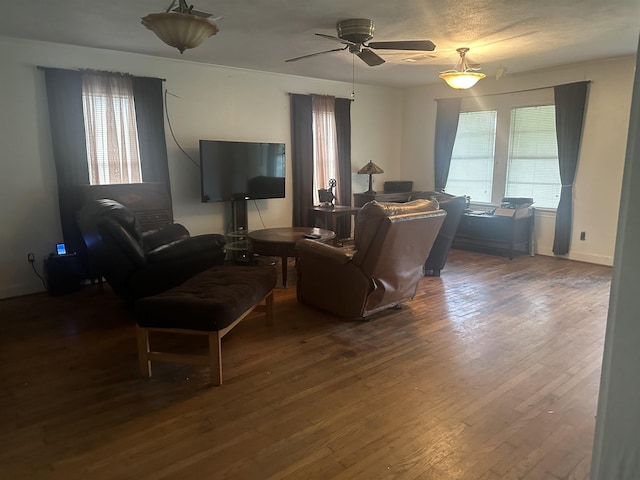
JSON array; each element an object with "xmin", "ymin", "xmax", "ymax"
[{"xmin": 200, "ymin": 140, "xmax": 286, "ymax": 202}]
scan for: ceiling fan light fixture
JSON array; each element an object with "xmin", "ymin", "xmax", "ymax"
[
  {"xmin": 142, "ymin": 3, "xmax": 218, "ymax": 54},
  {"xmin": 439, "ymin": 47, "xmax": 486, "ymax": 89}
]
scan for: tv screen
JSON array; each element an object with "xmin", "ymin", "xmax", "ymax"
[{"xmin": 200, "ymin": 140, "xmax": 286, "ymax": 202}]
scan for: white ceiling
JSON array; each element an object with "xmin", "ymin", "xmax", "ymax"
[{"xmin": 1, "ymin": 0, "xmax": 639, "ymax": 88}]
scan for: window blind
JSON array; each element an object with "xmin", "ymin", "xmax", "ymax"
[
  {"xmin": 446, "ymin": 110, "xmax": 497, "ymax": 203},
  {"xmin": 505, "ymin": 106, "xmax": 560, "ymax": 208},
  {"xmin": 82, "ymin": 73, "xmax": 142, "ymax": 185}
]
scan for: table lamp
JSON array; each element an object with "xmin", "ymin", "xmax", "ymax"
[{"xmin": 357, "ymin": 161, "xmax": 384, "ymax": 194}]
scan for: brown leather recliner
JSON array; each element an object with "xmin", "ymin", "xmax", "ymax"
[
  {"xmin": 295, "ymin": 200, "xmax": 446, "ymax": 320},
  {"xmin": 77, "ymin": 199, "xmax": 227, "ymax": 302}
]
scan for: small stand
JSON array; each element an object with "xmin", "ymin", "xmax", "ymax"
[
  {"xmin": 225, "ymin": 229, "xmax": 250, "ymax": 264},
  {"xmin": 230, "ymin": 198, "xmax": 250, "ymax": 264}
]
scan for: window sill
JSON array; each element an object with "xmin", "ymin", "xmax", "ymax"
[
  {"xmin": 531, "ymin": 207, "xmax": 557, "ymax": 214},
  {"xmin": 469, "ymin": 203, "xmax": 557, "ymax": 214}
]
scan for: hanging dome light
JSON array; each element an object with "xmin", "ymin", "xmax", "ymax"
[
  {"xmin": 142, "ymin": 0, "xmax": 219, "ymax": 54},
  {"xmin": 439, "ymin": 47, "xmax": 486, "ymax": 89}
]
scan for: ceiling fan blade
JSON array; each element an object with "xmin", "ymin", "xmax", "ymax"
[
  {"xmin": 285, "ymin": 46, "xmax": 348, "ymax": 63},
  {"xmin": 367, "ymin": 40, "xmax": 436, "ymax": 51},
  {"xmin": 315, "ymin": 33, "xmax": 355, "ymax": 45},
  {"xmin": 357, "ymin": 48, "xmax": 385, "ymax": 66}
]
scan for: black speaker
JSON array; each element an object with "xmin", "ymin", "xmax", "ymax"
[
  {"xmin": 44, "ymin": 253, "xmax": 84, "ymax": 295},
  {"xmin": 384, "ymin": 180, "xmax": 413, "ymax": 193},
  {"xmin": 231, "ymin": 198, "xmax": 248, "ymax": 231},
  {"xmin": 230, "ymin": 198, "xmax": 251, "ymax": 264}
]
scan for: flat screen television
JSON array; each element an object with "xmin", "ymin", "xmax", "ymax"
[{"xmin": 200, "ymin": 140, "xmax": 286, "ymax": 202}]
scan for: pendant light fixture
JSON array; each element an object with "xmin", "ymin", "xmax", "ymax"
[
  {"xmin": 142, "ymin": 0, "xmax": 219, "ymax": 54},
  {"xmin": 439, "ymin": 47, "xmax": 486, "ymax": 89}
]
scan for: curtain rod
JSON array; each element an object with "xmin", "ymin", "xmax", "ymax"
[
  {"xmin": 36, "ymin": 66, "xmax": 166, "ymax": 81},
  {"xmin": 434, "ymin": 80, "xmax": 591, "ymax": 102},
  {"xmin": 287, "ymin": 92, "xmax": 352, "ymax": 101}
]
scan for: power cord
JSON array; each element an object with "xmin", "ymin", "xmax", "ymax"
[
  {"xmin": 164, "ymin": 88, "xmax": 200, "ymax": 169},
  {"xmin": 253, "ymin": 200, "xmax": 267, "ymax": 229},
  {"xmin": 27, "ymin": 253, "xmax": 47, "ymax": 289}
]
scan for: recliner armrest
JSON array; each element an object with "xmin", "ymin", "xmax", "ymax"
[
  {"xmin": 147, "ymin": 234, "xmax": 226, "ymax": 264},
  {"xmin": 98, "ymin": 217, "xmax": 147, "ymax": 267},
  {"xmin": 296, "ymin": 239, "xmax": 353, "ymax": 265},
  {"xmin": 142, "ymin": 224, "xmax": 191, "ymax": 252}
]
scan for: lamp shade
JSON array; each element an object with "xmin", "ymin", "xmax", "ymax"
[
  {"xmin": 438, "ymin": 71, "xmax": 486, "ymax": 89},
  {"xmin": 142, "ymin": 12, "xmax": 218, "ymax": 53},
  {"xmin": 357, "ymin": 160, "xmax": 384, "ymax": 175},
  {"xmin": 358, "ymin": 161, "xmax": 384, "ymax": 194}
]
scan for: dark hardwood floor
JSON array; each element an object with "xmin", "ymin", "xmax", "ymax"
[{"xmin": 0, "ymin": 249, "xmax": 612, "ymax": 479}]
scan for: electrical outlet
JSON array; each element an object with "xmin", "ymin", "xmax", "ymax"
[
  {"xmin": 580, "ymin": 231, "xmax": 586, "ymax": 241},
  {"xmin": 27, "ymin": 252, "xmax": 35, "ymax": 263}
]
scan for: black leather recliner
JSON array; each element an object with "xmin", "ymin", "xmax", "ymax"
[
  {"xmin": 409, "ymin": 191, "xmax": 466, "ymax": 276},
  {"xmin": 77, "ymin": 199, "xmax": 226, "ymax": 302}
]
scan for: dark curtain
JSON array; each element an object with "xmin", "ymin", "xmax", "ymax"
[
  {"xmin": 552, "ymin": 81, "xmax": 589, "ymax": 255},
  {"xmin": 43, "ymin": 68, "xmax": 90, "ymax": 258},
  {"xmin": 434, "ymin": 97, "xmax": 462, "ymax": 191},
  {"xmin": 43, "ymin": 68, "xmax": 170, "ymax": 275},
  {"xmin": 132, "ymin": 77, "xmax": 171, "ymax": 193},
  {"xmin": 335, "ymin": 98, "xmax": 352, "ymax": 238},
  {"xmin": 290, "ymin": 94, "xmax": 314, "ymax": 227}
]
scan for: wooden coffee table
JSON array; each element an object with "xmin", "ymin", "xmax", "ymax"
[{"xmin": 247, "ymin": 227, "xmax": 335, "ymax": 287}]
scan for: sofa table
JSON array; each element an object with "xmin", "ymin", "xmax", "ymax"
[
  {"xmin": 248, "ymin": 227, "xmax": 335, "ymax": 287},
  {"xmin": 453, "ymin": 210, "xmax": 534, "ymax": 259},
  {"xmin": 353, "ymin": 191, "xmax": 420, "ymax": 208},
  {"xmin": 310, "ymin": 205, "xmax": 360, "ymax": 237}
]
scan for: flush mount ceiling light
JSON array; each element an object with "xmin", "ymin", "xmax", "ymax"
[
  {"xmin": 439, "ymin": 47, "xmax": 486, "ymax": 89},
  {"xmin": 142, "ymin": 0, "xmax": 219, "ymax": 54}
]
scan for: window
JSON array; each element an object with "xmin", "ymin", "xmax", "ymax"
[
  {"xmin": 447, "ymin": 111, "xmax": 497, "ymax": 203},
  {"xmin": 445, "ymin": 91, "xmax": 561, "ymax": 209},
  {"xmin": 505, "ymin": 106, "xmax": 560, "ymax": 208},
  {"xmin": 311, "ymin": 95, "xmax": 339, "ymax": 204},
  {"xmin": 82, "ymin": 73, "xmax": 142, "ymax": 185}
]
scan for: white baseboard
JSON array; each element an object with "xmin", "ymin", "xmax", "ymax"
[{"xmin": 535, "ymin": 248, "xmax": 614, "ymax": 266}]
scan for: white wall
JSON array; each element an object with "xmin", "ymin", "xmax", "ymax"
[
  {"xmin": 0, "ymin": 34, "xmax": 634, "ymax": 299},
  {"xmin": 401, "ymin": 56, "xmax": 636, "ymax": 266},
  {"xmin": 0, "ymin": 36, "xmax": 402, "ymax": 299},
  {"xmin": 591, "ymin": 41, "xmax": 640, "ymax": 479}
]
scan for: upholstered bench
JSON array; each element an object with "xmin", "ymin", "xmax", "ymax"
[{"xmin": 134, "ymin": 265, "xmax": 277, "ymax": 385}]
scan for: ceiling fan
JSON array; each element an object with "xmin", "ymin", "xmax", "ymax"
[{"xmin": 285, "ymin": 18, "xmax": 436, "ymax": 66}]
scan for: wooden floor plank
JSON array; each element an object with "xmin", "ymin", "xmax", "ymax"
[{"xmin": 0, "ymin": 250, "xmax": 611, "ymax": 479}]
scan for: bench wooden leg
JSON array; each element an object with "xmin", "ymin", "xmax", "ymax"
[
  {"xmin": 209, "ymin": 331, "xmax": 223, "ymax": 386},
  {"xmin": 136, "ymin": 325, "xmax": 151, "ymax": 378},
  {"xmin": 265, "ymin": 290, "xmax": 274, "ymax": 326},
  {"xmin": 135, "ymin": 289, "xmax": 275, "ymax": 386}
]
